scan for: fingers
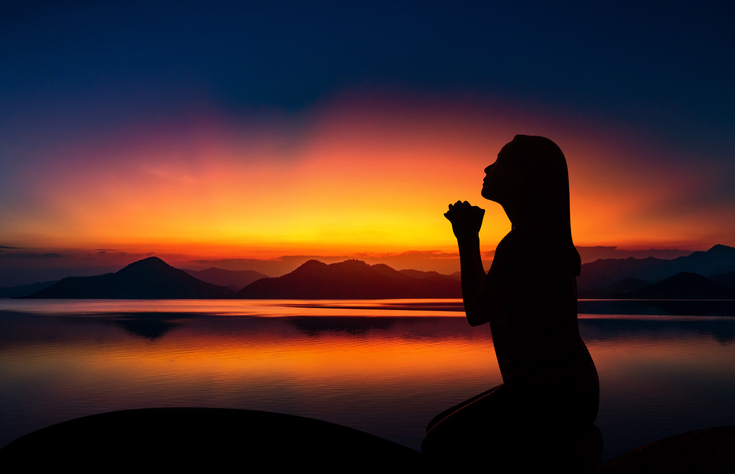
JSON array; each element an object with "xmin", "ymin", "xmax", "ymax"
[
  {"xmin": 448, "ymin": 200, "xmax": 471, "ymax": 210},
  {"xmin": 446, "ymin": 201, "xmax": 476, "ymax": 215},
  {"xmin": 446, "ymin": 201, "xmax": 484, "ymax": 224},
  {"xmin": 447, "ymin": 201, "xmax": 483, "ymax": 213}
]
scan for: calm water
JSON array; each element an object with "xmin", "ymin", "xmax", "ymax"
[{"xmin": 1, "ymin": 298, "xmax": 735, "ymax": 461}]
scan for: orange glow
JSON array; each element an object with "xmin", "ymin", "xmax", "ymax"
[
  {"xmin": 1, "ymin": 314, "xmax": 500, "ymax": 391},
  {"xmin": 2, "ymin": 93, "xmax": 731, "ymax": 261}
]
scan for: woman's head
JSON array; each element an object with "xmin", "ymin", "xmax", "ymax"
[
  {"xmin": 483, "ymin": 135, "xmax": 580, "ymax": 274},
  {"xmin": 481, "ymin": 135, "xmax": 570, "ymax": 207}
]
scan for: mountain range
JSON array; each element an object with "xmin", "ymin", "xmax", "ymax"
[
  {"xmin": 237, "ymin": 259, "xmax": 460, "ymax": 299},
  {"xmin": 578, "ymin": 244, "xmax": 735, "ymax": 291},
  {"xmin": 25, "ymin": 257, "xmax": 235, "ymax": 299},
  {"xmin": 5, "ymin": 244, "xmax": 735, "ymax": 300},
  {"xmin": 182, "ymin": 267, "xmax": 269, "ymax": 291},
  {"xmin": 619, "ymin": 272, "xmax": 735, "ymax": 299},
  {"xmin": 20, "ymin": 257, "xmax": 461, "ymax": 299}
]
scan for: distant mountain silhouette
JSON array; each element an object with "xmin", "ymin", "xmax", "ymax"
[
  {"xmin": 605, "ymin": 278, "xmax": 651, "ymax": 293},
  {"xmin": 579, "ymin": 244, "xmax": 735, "ymax": 291},
  {"xmin": 183, "ymin": 267, "xmax": 268, "ymax": 291},
  {"xmin": 681, "ymin": 244, "xmax": 735, "ymax": 274},
  {"xmin": 15, "ymin": 246, "xmax": 735, "ymax": 300},
  {"xmin": 237, "ymin": 259, "xmax": 461, "ymax": 299},
  {"xmin": 26, "ymin": 257, "xmax": 234, "ymax": 299},
  {"xmin": 710, "ymin": 271, "xmax": 735, "ymax": 290},
  {"xmin": 579, "ymin": 278, "xmax": 651, "ymax": 298},
  {"xmin": 617, "ymin": 272, "xmax": 735, "ymax": 299},
  {"xmin": 0, "ymin": 280, "xmax": 58, "ymax": 298}
]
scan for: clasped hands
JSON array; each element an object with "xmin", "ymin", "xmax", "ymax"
[{"xmin": 444, "ymin": 201, "xmax": 485, "ymax": 240}]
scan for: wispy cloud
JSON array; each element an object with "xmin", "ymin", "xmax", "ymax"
[{"xmin": 2, "ymin": 252, "xmax": 64, "ymax": 258}]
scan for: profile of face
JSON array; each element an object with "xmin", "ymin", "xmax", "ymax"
[
  {"xmin": 481, "ymin": 142, "xmax": 524, "ymax": 204},
  {"xmin": 482, "ymin": 135, "xmax": 572, "ymax": 229}
]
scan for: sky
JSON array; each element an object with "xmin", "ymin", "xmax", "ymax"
[{"xmin": 1, "ymin": 1, "xmax": 734, "ymax": 285}]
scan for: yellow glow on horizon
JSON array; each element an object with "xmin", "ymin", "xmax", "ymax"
[{"xmin": 2, "ymin": 94, "xmax": 731, "ymax": 257}]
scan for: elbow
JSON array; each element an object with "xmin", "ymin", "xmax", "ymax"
[
  {"xmin": 465, "ymin": 310, "xmax": 487, "ymax": 327},
  {"xmin": 464, "ymin": 299, "xmax": 490, "ymax": 326}
]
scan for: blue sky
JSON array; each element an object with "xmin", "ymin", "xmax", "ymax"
[{"xmin": 1, "ymin": 1, "xmax": 734, "ymax": 285}]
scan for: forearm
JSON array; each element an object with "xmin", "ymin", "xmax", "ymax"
[
  {"xmin": 444, "ymin": 200, "xmax": 487, "ymax": 325},
  {"xmin": 457, "ymin": 235, "xmax": 485, "ymax": 320}
]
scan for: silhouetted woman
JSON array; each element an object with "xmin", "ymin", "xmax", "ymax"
[{"xmin": 422, "ymin": 135, "xmax": 599, "ymax": 469}]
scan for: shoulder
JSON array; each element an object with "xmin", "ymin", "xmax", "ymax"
[
  {"xmin": 495, "ymin": 228, "xmax": 528, "ymax": 252},
  {"xmin": 488, "ymin": 227, "xmax": 546, "ymax": 278},
  {"xmin": 494, "ymin": 226, "xmax": 544, "ymax": 258},
  {"xmin": 488, "ymin": 231, "xmax": 521, "ymax": 277}
]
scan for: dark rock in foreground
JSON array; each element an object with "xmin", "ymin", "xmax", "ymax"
[
  {"xmin": 25, "ymin": 257, "xmax": 234, "ymax": 299},
  {"xmin": 601, "ymin": 425, "xmax": 735, "ymax": 474},
  {"xmin": 0, "ymin": 408, "xmax": 421, "ymax": 470},
  {"xmin": 3, "ymin": 407, "xmax": 731, "ymax": 473}
]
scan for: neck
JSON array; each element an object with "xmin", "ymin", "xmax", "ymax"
[{"xmin": 501, "ymin": 201, "xmax": 530, "ymax": 229}]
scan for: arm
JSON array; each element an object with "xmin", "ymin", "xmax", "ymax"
[
  {"xmin": 445, "ymin": 201, "xmax": 508, "ymax": 326},
  {"xmin": 456, "ymin": 234, "xmax": 487, "ymax": 326}
]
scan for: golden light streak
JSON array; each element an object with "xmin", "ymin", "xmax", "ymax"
[{"xmin": 2, "ymin": 93, "xmax": 731, "ymax": 258}]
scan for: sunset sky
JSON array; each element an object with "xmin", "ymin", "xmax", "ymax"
[{"xmin": 1, "ymin": 1, "xmax": 734, "ymax": 285}]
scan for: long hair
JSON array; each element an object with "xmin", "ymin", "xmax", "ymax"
[{"xmin": 503, "ymin": 135, "xmax": 581, "ymax": 276}]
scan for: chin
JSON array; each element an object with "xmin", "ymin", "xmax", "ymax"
[{"xmin": 481, "ymin": 188, "xmax": 501, "ymax": 203}]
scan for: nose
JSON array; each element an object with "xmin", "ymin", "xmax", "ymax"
[{"xmin": 484, "ymin": 164, "xmax": 494, "ymax": 174}]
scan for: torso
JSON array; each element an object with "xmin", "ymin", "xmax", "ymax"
[{"xmin": 486, "ymin": 225, "xmax": 598, "ymax": 401}]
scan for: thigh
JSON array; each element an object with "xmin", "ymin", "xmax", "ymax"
[
  {"xmin": 422, "ymin": 384, "xmax": 518, "ymax": 458},
  {"xmin": 428, "ymin": 384, "xmax": 515, "ymax": 436},
  {"xmin": 426, "ymin": 384, "xmax": 503, "ymax": 432}
]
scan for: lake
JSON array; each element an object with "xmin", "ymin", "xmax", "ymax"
[{"xmin": 2, "ymin": 298, "xmax": 735, "ymax": 461}]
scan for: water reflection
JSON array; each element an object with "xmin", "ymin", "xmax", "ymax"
[
  {"xmin": 580, "ymin": 317, "xmax": 735, "ymax": 344},
  {"xmin": 112, "ymin": 314, "xmax": 184, "ymax": 340},
  {"xmin": 1, "ymin": 300, "xmax": 735, "ymax": 462},
  {"xmin": 578, "ymin": 299, "xmax": 735, "ymax": 317}
]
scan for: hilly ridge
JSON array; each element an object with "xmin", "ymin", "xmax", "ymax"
[
  {"xmin": 183, "ymin": 267, "xmax": 268, "ymax": 291},
  {"xmin": 578, "ymin": 244, "xmax": 735, "ymax": 291},
  {"xmin": 27, "ymin": 257, "xmax": 235, "ymax": 299},
  {"xmin": 14, "ymin": 244, "xmax": 735, "ymax": 300},
  {"xmin": 620, "ymin": 272, "xmax": 735, "ymax": 299},
  {"xmin": 238, "ymin": 259, "xmax": 461, "ymax": 299}
]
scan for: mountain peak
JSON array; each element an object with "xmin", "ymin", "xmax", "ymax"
[
  {"xmin": 135, "ymin": 256, "xmax": 167, "ymax": 265},
  {"xmin": 26, "ymin": 256, "xmax": 234, "ymax": 299},
  {"xmin": 708, "ymin": 244, "xmax": 735, "ymax": 254},
  {"xmin": 239, "ymin": 259, "xmax": 460, "ymax": 299},
  {"xmin": 118, "ymin": 256, "xmax": 171, "ymax": 274},
  {"xmin": 332, "ymin": 259, "xmax": 369, "ymax": 267}
]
